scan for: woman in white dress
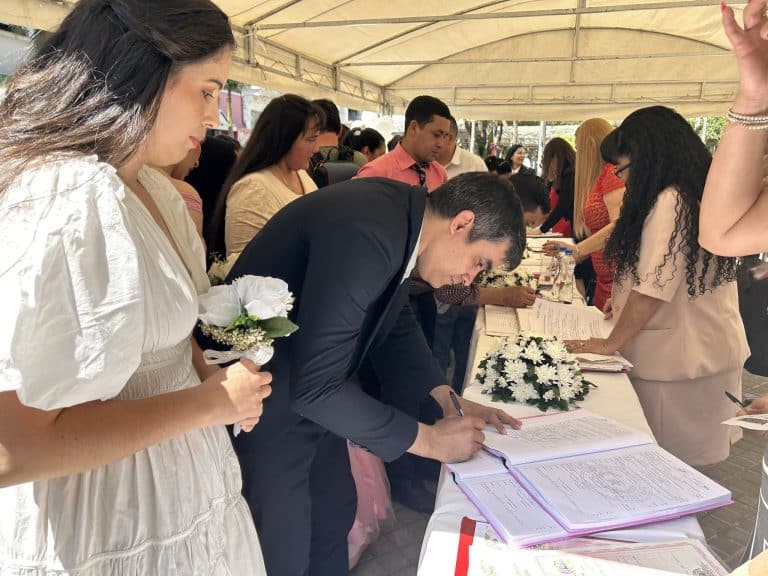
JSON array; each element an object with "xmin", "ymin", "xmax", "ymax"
[{"xmin": 0, "ymin": 1, "xmax": 271, "ymax": 574}]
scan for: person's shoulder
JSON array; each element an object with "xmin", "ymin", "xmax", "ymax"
[
  {"xmin": 355, "ymin": 152, "xmax": 391, "ymax": 177},
  {"xmin": 4, "ymin": 154, "xmax": 123, "ymax": 209},
  {"xmin": 229, "ymin": 170, "xmax": 272, "ymax": 198},
  {"xmin": 352, "ymin": 150, "xmax": 368, "ymax": 167},
  {"xmin": 462, "ymin": 148, "xmax": 487, "ymax": 171}
]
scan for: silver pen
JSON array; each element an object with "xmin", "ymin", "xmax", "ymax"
[{"xmin": 448, "ymin": 389, "xmax": 464, "ymax": 417}]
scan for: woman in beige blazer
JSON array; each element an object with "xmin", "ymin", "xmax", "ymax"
[
  {"xmin": 207, "ymin": 94, "xmax": 321, "ymax": 258},
  {"xmin": 571, "ymin": 106, "xmax": 749, "ymax": 466}
]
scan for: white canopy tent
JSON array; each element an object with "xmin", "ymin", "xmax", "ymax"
[{"xmin": 0, "ymin": 0, "xmax": 747, "ymax": 120}]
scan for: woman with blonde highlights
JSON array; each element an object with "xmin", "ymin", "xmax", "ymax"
[{"xmin": 545, "ymin": 118, "xmax": 625, "ymax": 310}]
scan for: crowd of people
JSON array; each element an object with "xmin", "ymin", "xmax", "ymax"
[{"xmin": 2, "ymin": 0, "xmax": 768, "ymax": 575}]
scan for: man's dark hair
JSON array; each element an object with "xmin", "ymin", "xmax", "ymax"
[
  {"xmin": 313, "ymin": 98, "xmax": 342, "ymax": 134},
  {"xmin": 509, "ymin": 173, "xmax": 551, "ymax": 213},
  {"xmin": 404, "ymin": 95, "xmax": 451, "ymax": 130},
  {"xmin": 428, "ymin": 172, "xmax": 527, "ymax": 269},
  {"xmin": 447, "ymin": 116, "xmax": 459, "ymax": 136}
]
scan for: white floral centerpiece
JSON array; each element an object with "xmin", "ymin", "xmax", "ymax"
[
  {"xmin": 198, "ymin": 275, "xmax": 298, "ymax": 367},
  {"xmin": 474, "ymin": 333, "xmax": 593, "ymax": 411},
  {"xmin": 477, "ymin": 267, "xmax": 537, "ymax": 291}
]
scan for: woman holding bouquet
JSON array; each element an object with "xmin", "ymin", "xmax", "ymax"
[
  {"xmin": 0, "ymin": 1, "xmax": 271, "ymax": 574},
  {"xmin": 570, "ymin": 106, "xmax": 748, "ymax": 466}
]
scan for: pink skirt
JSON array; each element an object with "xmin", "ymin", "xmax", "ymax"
[{"xmin": 347, "ymin": 442, "xmax": 396, "ymax": 568}]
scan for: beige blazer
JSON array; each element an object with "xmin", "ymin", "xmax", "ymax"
[
  {"xmin": 611, "ymin": 187, "xmax": 749, "ymax": 382},
  {"xmin": 225, "ymin": 168, "xmax": 317, "ymax": 255}
]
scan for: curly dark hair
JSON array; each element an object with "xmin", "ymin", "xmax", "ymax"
[{"xmin": 600, "ymin": 106, "xmax": 737, "ymax": 297}]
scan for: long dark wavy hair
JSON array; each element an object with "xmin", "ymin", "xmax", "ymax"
[
  {"xmin": 601, "ymin": 106, "xmax": 737, "ymax": 297},
  {"xmin": 0, "ymin": 0, "xmax": 234, "ymax": 195},
  {"xmin": 207, "ymin": 94, "xmax": 323, "ymax": 256},
  {"xmin": 541, "ymin": 137, "xmax": 575, "ymax": 188}
]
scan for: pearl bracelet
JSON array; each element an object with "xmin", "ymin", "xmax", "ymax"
[{"xmin": 727, "ymin": 107, "xmax": 768, "ymax": 130}]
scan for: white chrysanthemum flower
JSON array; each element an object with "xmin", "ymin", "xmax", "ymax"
[
  {"xmin": 542, "ymin": 340, "xmax": 568, "ymax": 362},
  {"xmin": 504, "ymin": 359, "xmax": 528, "ymax": 383},
  {"xmin": 522, "ymin": 342, "xmax": 544, "ymax": 364},
  {"xmin": 512, "ymin": 382, "xmax": 537, "ymax": 402},
  {"xmin": 535, "ymin": 364, "xmax": 558, "ymax": 384},
  {"xmin": 542, "ymin": 390, "xmax": 556, "ymax": 401},
  {"xmin": 557, "ymin": 365, "xmax": 575, "ymax": 384}
]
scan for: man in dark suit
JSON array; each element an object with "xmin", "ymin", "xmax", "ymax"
[{"xmin": 220, "ymin": 172, "xmax": 526, "ymax": 576}]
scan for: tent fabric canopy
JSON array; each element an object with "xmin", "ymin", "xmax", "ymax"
[{"xmin": 1, "ymin": 0, "xmax": 746, "ymax": 120}]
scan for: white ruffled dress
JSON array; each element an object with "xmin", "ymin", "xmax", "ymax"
[{"xmin": 0, "ymin": 157, "xmax": 265, "ymax": 575}]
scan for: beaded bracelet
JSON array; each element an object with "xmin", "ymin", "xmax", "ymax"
[{"xmin": 727, "ymin": 107, "xmax": 768, "ymax": 130}]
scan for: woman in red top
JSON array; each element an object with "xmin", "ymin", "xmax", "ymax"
[{"xmin": 545, "ymin": 118, "xmax": 625, "ymax": 310}]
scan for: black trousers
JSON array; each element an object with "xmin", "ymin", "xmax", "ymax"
[{"xmin": 233, "ymin": 418, "xmax": 357, "ymax": 576}]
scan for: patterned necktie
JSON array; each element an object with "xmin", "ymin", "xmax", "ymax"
[{"xmin": 411, "ymin": 162, "xmax": 429, "ymax": 187}]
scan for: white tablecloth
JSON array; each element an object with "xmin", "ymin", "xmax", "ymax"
[{"xmin": 417, "ymin": 309, "xmax": 705, "ymax": 575}]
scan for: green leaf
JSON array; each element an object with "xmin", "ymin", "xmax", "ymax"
[{"xmin": 259, "ymin": 316, "xmax": 299, "ymax": 338}]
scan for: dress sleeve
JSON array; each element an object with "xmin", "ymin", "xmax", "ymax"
[
  {"xmin": 0, "ymin": 158, "xmax": 143, "ymax": 410},
  {"xmin": 631, "ymin": 188, "xmax": 685, "ymax": 303}
]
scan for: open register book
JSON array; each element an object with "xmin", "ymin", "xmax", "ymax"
[{"xmin": 447, "ymin": 409, "xmax": 731, "ymax": 547}]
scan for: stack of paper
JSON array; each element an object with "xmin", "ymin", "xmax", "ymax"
[
  {"xmin": 517, "ymin": 299, "xmax": 632, "ymax": 372},
  {"xmin": 574, "ymin": 352, "xmax": 633, "ymax": 373},
  {"xmin": 484, "ymin": 304, "xmax": 519, "ymax": 336}
]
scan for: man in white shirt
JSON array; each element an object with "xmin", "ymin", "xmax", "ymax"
[{"xmin": 437, "ymin": 116, "xmax": 487, "ymax": 179}]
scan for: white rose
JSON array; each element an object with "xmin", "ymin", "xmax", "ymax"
[
  {"xmin": 234, "ymin": 275, "xmax": 294, "ymax": 319},
  {"xmin": 199, "ymin": 284, "xmax": 242, "ymax": 326}
]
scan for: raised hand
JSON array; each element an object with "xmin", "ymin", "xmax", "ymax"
[{"xmin": 723, "ymin": 0, "xmax": 768, "ymax": 110}]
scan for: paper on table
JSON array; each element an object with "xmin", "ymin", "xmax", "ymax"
[
  {"xmin": 518, "ymin": 299, "xmax": 612, "ymax": 340},
  {"xmin": 574, "ymin": 352, "xmax": 633, "ymax": 373},
  {"xmin": 562, "ymin": 539, "xmax": 728, "ymax": 576},
  {"xmin": 484, "ymin": 304, "xmax": 518, "ymax": 336},
  {"xmin": 514, "ymin": 444, "xmax": 732, "ymax": 531},
  {"xmin": 467, "ymin": 539, "xmax": 726, "ymax": 576},
  {"xmin": 447, "ymin": 449, "xmax": 509, "ymax": 479},
  {"xmin": 481, "ymin": 410, "xmax": 651, "ymax": 467},
  {"xmin": 723, "ymin": 413, "xmax": 768, "ymax": 430},
  {"xmin": 456, "ymin": 473, "xmax": 568, "ymax": 546}
]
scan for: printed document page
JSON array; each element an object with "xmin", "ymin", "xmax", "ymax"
[
  {"xmin": 566, "ymin": 539, "xmax": 728, "ymax": 576},
  {"xmin": 514, "ymin": 444, "xmax": 731, "ymax": 530},
  {"xmin": 483, "ymin": 410, "xmax": 651, "ymax": 467},
  {"xmin": 457, "ymin": 473, "xmax": 567, "ymax": 546},
  {"xmin": 484, "ymin": 304, "xmax": 519, "ymax": 336},
  {"xmin": 518, "ymin": 299, "xmax": 613, "ymax": 340}
]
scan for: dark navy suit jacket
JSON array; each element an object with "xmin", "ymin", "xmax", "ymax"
[{"xmin": 221, "ymin": 177, "xmax": 445, "ymax": 461}]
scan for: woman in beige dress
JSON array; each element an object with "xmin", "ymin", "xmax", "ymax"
[
  {"xmin": 207, "ymin": 94, "xmax": 322, "ymax": 258},
  {"xmin": 571, "ymin": 106, "xmax": 748, "ymax": 466}
]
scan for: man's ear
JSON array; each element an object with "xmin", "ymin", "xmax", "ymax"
[{"xmin": 450, "ymin": 210, "xmax": 475, "ymax": 235}]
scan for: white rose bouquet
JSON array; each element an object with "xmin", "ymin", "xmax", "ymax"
[
  {"xmin": 474, "ymin": 333, "xmax": 593, "ymax": 411},
  {"xmin": 198, "ymin": 275, "xmax": 298, "ymax": 367},
  {"xmin": 477, "ymin": 267, "xmax": 537, "ymax": 291}
]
